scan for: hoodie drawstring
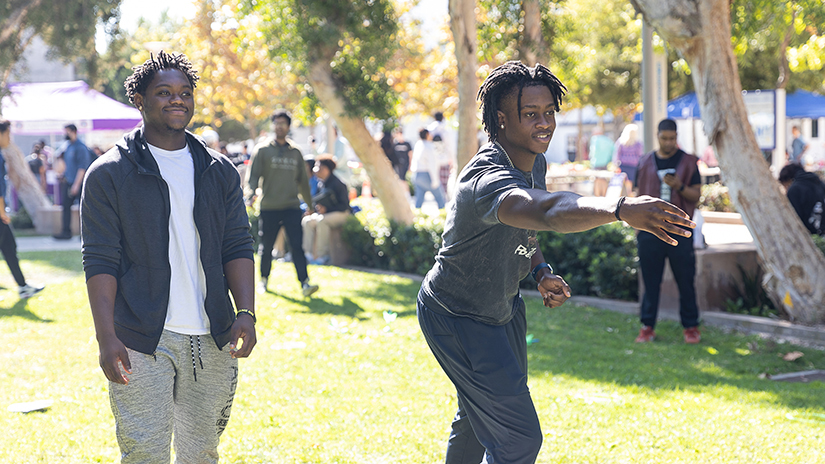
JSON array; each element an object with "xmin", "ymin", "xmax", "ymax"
[{"xmin": 189, "ymin": 335, "xmax": 204, "ymax": 381}]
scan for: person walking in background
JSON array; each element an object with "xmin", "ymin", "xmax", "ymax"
[
  {"xmin": 417, "ymin": 61, "xmax": 695, "ymax": 464},
  {"xmin": 789, "ymin": 126, "xmax": 808, "ymax": 164},
  {"xmin": 54, "ymin": 123, "xmax": 92, "ymax": 240},
  {"xmin": 392, "ymin": 127, "xmax": 411, "ymax": 181},
  {"xmin": 81, "ymin": 51, "xmax": 256, "ymax": 464},
  {"xmin": 779, "ymin": 163, "xmax": 825, "ymax": 236},
  {"xmin": 0, "ymin": 120, "xmax": 45, "ymax": 299},
  {"xmin": 246, "ymin": 109, "xmax": 319, "ymax": 297},
  {"xmin": 613, "ymin": 123, "xmax": 644, "ymax": 185},
  {"xmin": 634, "ymin": 119, "xmax": 702, "ymax": 344},
  {"xmin": 410, "ymin": 128, "xmax": 446, "ymax": 209},
  {"xmin": 302, "ymin": 155, "xmax": 351, "ymax": 265}
]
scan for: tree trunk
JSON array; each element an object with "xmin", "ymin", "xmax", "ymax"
[
  {"xmin": 449, "ymin": 0, "xmax": 479, "ymax": 173},
  {"xmin": 306, "ymin": 60, "xmax": 413, "ymax": 226},
  {"xmin": 518, "ymin": 0, "xmax": 544, "ymax": 66},
  {"xmin": 776, "ymin": 11, "xmax": 796, "ymax": 90},
  {"xmin": 2, "ymin": 144, "xmax": 50, "ymax": 228},
  {"xmin": 630, "ymin": 0, "xmax": 825, "ymax": 324}
]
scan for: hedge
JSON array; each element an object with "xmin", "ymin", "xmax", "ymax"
[{"xmin": 342, "ymin": 200, "xmax": 640, "ymax": 301}]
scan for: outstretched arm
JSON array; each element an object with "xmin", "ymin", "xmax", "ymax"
[{"xmin": 497, "ymin": 189, "xmax": 695, "ymax": 246}]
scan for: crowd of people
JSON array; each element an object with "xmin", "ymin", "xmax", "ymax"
[{"xmin": 0, "ymin": 47, "xmax": 821, "ymax": 464}]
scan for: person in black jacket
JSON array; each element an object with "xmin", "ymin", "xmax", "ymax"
[
  {"xmin": 302, "ymin": 154, "xmax": 351, "ymax": 265},
  {"xmin": 779, "ymin": 163, "xmax": 825, "ymax": 235},
  {"xmin": 81, "ymin": 51, "xmax": 256, "ymax": 463}
]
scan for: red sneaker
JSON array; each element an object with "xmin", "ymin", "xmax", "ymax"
[
  {"xmin": 684, "ymin": 327, "xmax": 701, "ymax": 344},
  {"xmin": 635, "ymin": 326, "xmax": 655, "ymax": 343}
]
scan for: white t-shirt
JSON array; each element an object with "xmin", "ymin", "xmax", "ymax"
[{"xmin": 148, "ymin": 143, "xmax": 209, "ymax": 335}]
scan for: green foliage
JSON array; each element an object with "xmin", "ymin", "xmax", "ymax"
[
  {"xmin": 699, "ymin": 182, "xmax": 737, "ymax": 213},
  {"xmin": 724, "ymin": 264, "xmax": 779, "ymax": 318},
  {"xmin": 345, "ymin": 201, "xmax": 639, "ymax": 300},
  {"xmin": 10, "ymin": 206, "xmax": 33, "ymax": 230},
  {"xmin": 813, "ymin": 233, "xmax": 825, "ymax": 257},
  {"xmin": 242, "ymin": 0, "xmax": 401, "ymax": 120},
  {"xmin": 342, "ymin": 199, "xmax": 445, "ymax": 275},
  {"xmin": 0, "ymin": 0, "xmax": 122, "ymax": 91},
  {"xmin": 536, "ymin": 222, "xmax": 639, "ymax": 301}
]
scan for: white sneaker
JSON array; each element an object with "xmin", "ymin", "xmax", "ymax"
[
  {"xmin": 19, "ymin": 284, "xmax": 45, "ymax": 299},
  {"xmin": 302, "ymin": 280, "xmax": 319, "ymax": 297},
  {"xmin": 257, "ymin": 277, "xmax": 268, "ymax": 293}
]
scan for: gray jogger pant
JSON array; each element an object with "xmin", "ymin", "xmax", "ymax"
[{"xmin": 109, "ymin": 329, "xmax": 239, "ymax": 464}]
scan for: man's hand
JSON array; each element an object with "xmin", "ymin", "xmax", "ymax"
[
  {"xmin": 70, "ymin": 183, "xmax": 81, "ymax": 197},
  {"xmin": 537, "ymin": 273, "xmax": 571, "ymax": 308},
  {"xmin": 98, "ymin": 335, "xmax": 131, "ymax": 385},
  {"xmin": 663, "ymin": 173, "xmax": 682, "ymax": 190},
  {"xmin": 229, "ymin": 313, "xmax": 257, "ymax": 358},
  {"xmin": 619, "ymin": 195, "xmax": 695, "ymax": 246},
  {"xmin": 0, "ymin": 211, "xmax": 10, "ymax": 225},
  {"xmin": 315, "ymin": 204, "xmax": 327, "ymax": 214}
]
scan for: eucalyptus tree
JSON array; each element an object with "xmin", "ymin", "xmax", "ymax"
[{"xmin": 631, "ymin": 0, "xmax": 825, "ymax": 323}]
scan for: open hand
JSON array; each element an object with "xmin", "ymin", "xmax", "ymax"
[{"xmin": 619, "ymin": 195, "xmax": 695, "ymax": 245}]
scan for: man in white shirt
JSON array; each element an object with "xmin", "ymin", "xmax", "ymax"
[{"xmin": 82, "ymin": 51, "xmax": 256, "ymax": 463}]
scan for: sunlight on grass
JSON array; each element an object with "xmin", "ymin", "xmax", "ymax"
[{"xmin": 0, "ymin": 253, "xmax": 824, "ymax": 463}]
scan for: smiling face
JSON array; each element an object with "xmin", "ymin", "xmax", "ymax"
[
  {"xmin": 134, "ymin": 68, "xmax": 194, "ymax": 147},
  {"xmin": 496, "ymin": 84, "xmax": 557, "ymax": 162}
]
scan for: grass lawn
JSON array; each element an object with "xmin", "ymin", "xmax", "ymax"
[{"xmin": 1, "ymin": 251, "xmax": 824, "ymax": 463}]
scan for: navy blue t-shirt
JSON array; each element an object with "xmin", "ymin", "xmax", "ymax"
[{"xmin": 418, "ymin": 142, "xmax": 546, "ymax": 325}]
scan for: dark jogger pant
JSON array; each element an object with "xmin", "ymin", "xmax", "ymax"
[
  {"xmin": 417, "ymin": 299, "xmax": 542, "ymax": 464},
  {"xmin": 0, "ymin": 222, "xmax": 25, "ymax": 287},
  {"xmin": 258, "ymin": 208, "xmax": 308, "ymax": 283},
  {"xmin": 637, "ymin": 230, "xmax": 699, "ymax": 328}
]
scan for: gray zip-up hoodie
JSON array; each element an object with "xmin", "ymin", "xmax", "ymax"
[{"xmin": 81, "ymin": 127, "xmax": 254, "ymax": 354}]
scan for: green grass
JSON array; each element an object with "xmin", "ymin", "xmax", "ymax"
[{"xmin": 1, "ymin": 251, "xmax": 824, "ymax": 463}]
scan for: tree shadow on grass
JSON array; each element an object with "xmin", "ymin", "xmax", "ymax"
[
  {"xmin": 279, "ymin": 294, "xmax": 370, "ymax": 320},
  {"xmin": 344, "ymin": 277, "xmax": 421, "ymax": 318},
  {"xmin": 523, "ymin": 300, "xmax": 825, "ymax": 414},
  {"xmin": 0, "ymin": 298, "xmax": 53, "ymax": 322}
]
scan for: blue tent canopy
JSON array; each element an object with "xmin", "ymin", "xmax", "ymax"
[
  {"xmin": 786, "ymin": 90, "xmax": 825, "ymax": 119},
  {"xmin": 635, "ymin": 89, "xmax": 825, "ymax": 121}
]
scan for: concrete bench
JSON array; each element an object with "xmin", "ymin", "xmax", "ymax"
[{"xmin": 34, "ymin": 205, "xmax": 79, "ymax": 236}]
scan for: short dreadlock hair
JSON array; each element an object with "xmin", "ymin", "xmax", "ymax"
[
  {"xmin": 478, "ymin": 61, "xmax": 566, "ymax": 142},
  {"xmin": 124, "ymin": 50, "xmax": 199, "ymax": 105}
]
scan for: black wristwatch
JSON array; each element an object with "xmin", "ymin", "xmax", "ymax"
[{"xmin": 531, "ymin": 263, "xmax": 554, "ymax": 281}]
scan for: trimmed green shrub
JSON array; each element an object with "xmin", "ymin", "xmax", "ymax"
[
  {"xmin": 343, "ymin": 200, "xmax": 639, "ymax": 300},
  {"xmin": 11, "ymin": 205, "xmax": 33, "ymax": 229},
  {"xmin": 342, "ymin": 200, "xmax": 446, "ymax": 276},
  {"xmin": 699, "ymin": 182, "xmax": 736, "ymax": 212},
  {"xmin": 534, "ymin": 222, "xmax": 639, "ymax": 301}
]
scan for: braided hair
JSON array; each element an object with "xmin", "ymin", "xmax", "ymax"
[
  {"xmin": 478, "ymin": 61, "xmax": 566, "ymax": 142},
  {"xmin": 124, "ymin": 50, "xmax": 199, "ymax": 106}
]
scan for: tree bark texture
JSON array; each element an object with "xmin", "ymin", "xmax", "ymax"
[
  {"xmin": 518, "ymin": 0, "xmax": 544, "ymax": 66},
  {"xmin": 306, "ymin": 60, "xmax": 414, "ymax": 226},
  {"xmin": 630, "ymin": 0, "xmax": 825, "ymax": 324},
  {"xmin": 2, "ymin": 144, "xmax": 50, "ymax": 228},
  {"xmin": 449, "ymin": 0, "xmax": 479, "ymax": 173}
]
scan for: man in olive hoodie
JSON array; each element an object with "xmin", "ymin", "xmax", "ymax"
[
  {"xmin": 247, "ymin": 109, "xmax": 319, "ymax": 297},
  {"xmin": 81, "ymin": 51, "xmax": 256, "ymax": 463}
]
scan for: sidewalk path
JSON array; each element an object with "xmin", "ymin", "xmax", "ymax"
[{"xmin": 17, "ymin": 236, "xmax": 81, "ymax": 253}]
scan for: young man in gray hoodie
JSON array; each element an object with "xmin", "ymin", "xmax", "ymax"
[{"xmin": 81, "ymin": 51, "xmax": 256, "ymax": 464}]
